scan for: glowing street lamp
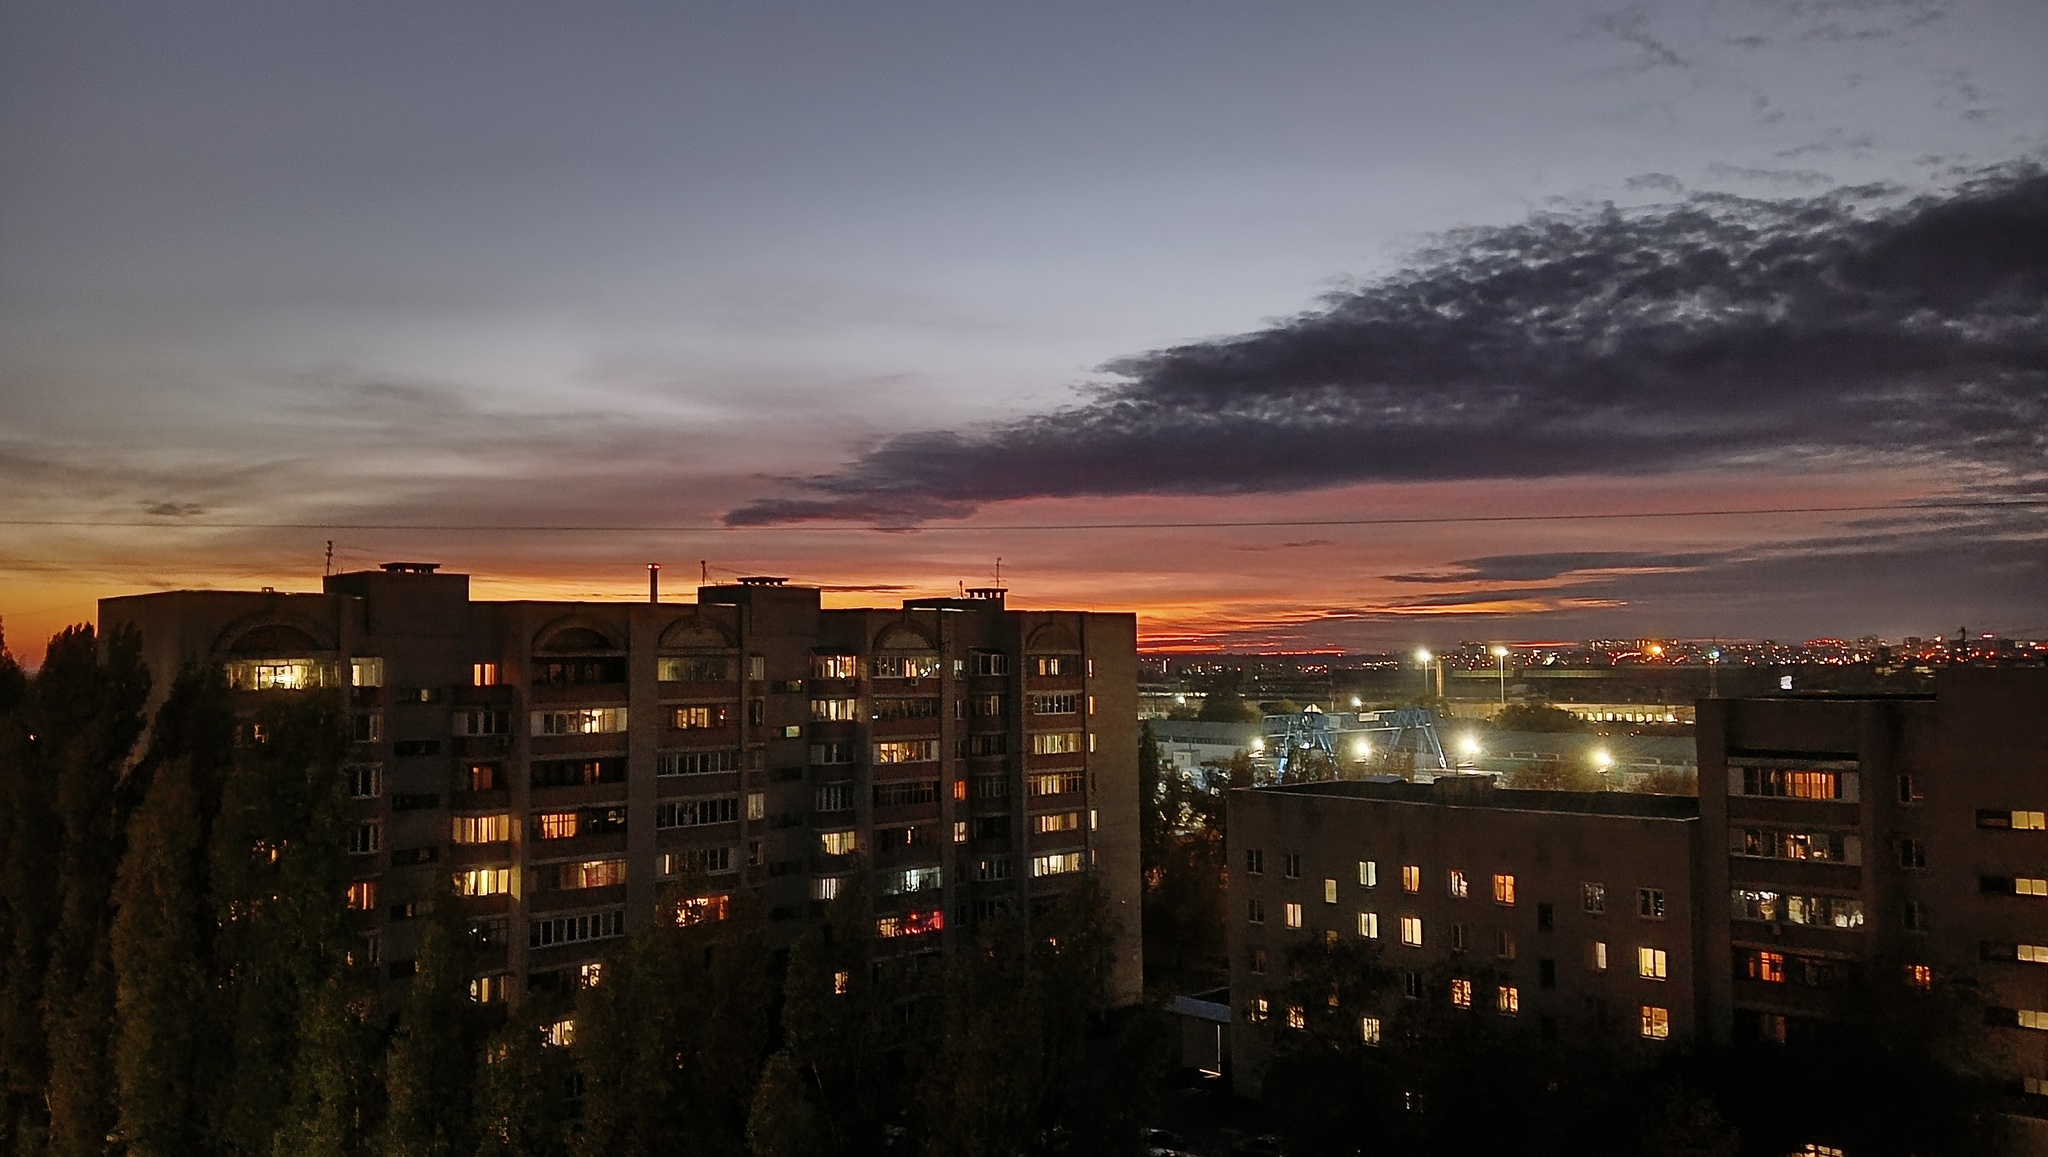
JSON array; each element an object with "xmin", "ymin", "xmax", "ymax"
[
  {"xmin": 1458, "ymin": 734, "xmax": 1483, "ymax": 763},
  {"xmin": 1354, "ymin": 739, "xmax": 1373, "ymax": 761},
  {"xmin": 1490, "ymin": 645, "xmax": 1510, "ymax": 707},
  {"xmin": 1591, "ymin": 748, "xmax": 1614, "ymax": 774},
  {"xmin": 1415, "ymin": 648, "xmax": 1436, "ymax": 701}
]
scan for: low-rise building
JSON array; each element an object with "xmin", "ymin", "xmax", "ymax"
[{"xmin": 1226, "ymin": 777, "xmax": 1703, "ymax": 1095}]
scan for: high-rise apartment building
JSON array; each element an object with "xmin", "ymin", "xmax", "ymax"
[
  {"xmin": 1699, "ymin": 669, "xmax": 2048, "ymax": 1102},
  {"xmin": 1226, "ymin": 777, "xmax": 1703, "ymax": 1095},
  {"xmin": 99, "ymin": 566, "xmax": 1141, "ymax": 1006}
]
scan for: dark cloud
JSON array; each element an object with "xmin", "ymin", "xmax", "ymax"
[
  {"xmin": 1624, "ymin": 172, "xmax": 1686, "ymax": 194},
  {"xmin": 141, "ymin": 502, "xmax": 207, "ymax": 518},
  {"xmin": 726, "ymin": 165, "xmax": 2048, "ymax": 527},
  {"xmin": 1383, "ymin": 550, "xmax": 1727, "ymax": 584}
]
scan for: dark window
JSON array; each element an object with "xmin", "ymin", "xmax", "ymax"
[
  {"xmin": 532, "ymin": 758, "xmax": 626, "ymax": 788},
  {"xmin": 531, "ymin": 658, "xmax": 626, "ymax": 685},
  {"xmin": 391, "ymin": 792, "xmax": 440, "ymax": 811},
  {"xmin": 1898, "ymin": 773, "xmax": 1924, "ymax": 804},
  {"xmin": 1245, "ymin": 848, "xmax": 1265, "ymax": 875},
  {"xmin": 967, "ymin": 734, "xmax": 1008, "ymax": 757},
  {"xmin": 655, "ymin": 798, "xmax": 738, "ymax": 828},
  {"xmin": 1539, "ymin": 959, "xmax": 1557, "ymax": 989},
  {"xmin": 873, "ymin": 781, "xmax": 940, "ymax": 808},
  {"xmin": 1897, "ymin": 837, "xmax": 1927, "ymax": 869},
  {"xmin": 393, "ymin": 739, "xmax": 441, "ymax": 758},
  {"xmin": 1536, "ymin": 902, "xmax": 1554, "ymax": 932},
  {"xmin": 873, "ymin": 697, "xmax": 941, "ymax": 721},
  {"xmin": 1282, "ymin": 853, "xmax": 1302, "ymax": 879},
  {"xmin": 970, "ymin": 815, "xmax": 1009, "ymax": 840},
  {"xmin": 658, "ymin": 750, "xmax": 740, "ymax": 776}
]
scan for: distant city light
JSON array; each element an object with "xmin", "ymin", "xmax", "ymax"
[
  {"xmin": 1250, "ymin": 738, "xmax": 1265, "ymax": 752},
  {"xmin": 1647, "ymin": 642, "xmax": 1664, "ymax": 657},
  {"xmin": 1458, "ymin": 735, "xmax": 1482, "ymax": 758},
  {"xmin": 1592, "ymin": 748, "xmax": 1613, "ymax": 769},
  {"xmin": 1415, "ymin": 648, "xmax": 1433, "ymax": 664},
  {"xmin": 1490, "ymin": 645, "xmax": 1509, "ymax": 658},
  {"xmin": 1350, "ymin": 696, "xmax": 1363, "ymax": 708},
  {"xmin": 1354, "ymin": 740, "xmax": 1372, "ymax": 759}
]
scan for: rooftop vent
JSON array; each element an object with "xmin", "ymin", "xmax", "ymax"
[
  {"xmin": 736, "ymin": 575, "xmax": 788, "ymax": 586},
  {"xmin": 381, "ymin": 562, "xmax": 441, "ymax": 574}
]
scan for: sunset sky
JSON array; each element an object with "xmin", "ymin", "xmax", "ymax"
[{"xmin": 3, "ymin": 1, "xmax": 2044, "ymax": 657}]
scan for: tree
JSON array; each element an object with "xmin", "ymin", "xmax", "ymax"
[
  {"xmin": 275, "ymin": 974, "xmax": 383, "ymax": 1157},
  {"xmin": 473, "ymin": 1012, "xmax": 574, "ymax": 1157},
  {"xmin": 110, "ymin": 754, "xmax": 211, "ymax": 1157},
  {"xmin": 1136, "ymin": 723, "xmax": 1177, "ymax": 876},
  {"xmin": 1195, "ymin": 674, "xmax": 1261, "ymax": 724},
  {"xmin": 383, "ymin": 888, "xmax": 486, "ymax": 1157},
  {"xmin": 745, "ymin": 1051, "xmax": 830, "ymax": 1157}
]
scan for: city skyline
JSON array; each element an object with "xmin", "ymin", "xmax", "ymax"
[{"xmin": 5, "ymin": 1, "xmax": 2045, "ymax": 656}]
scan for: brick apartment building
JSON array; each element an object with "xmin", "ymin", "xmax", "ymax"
[
  {"xmin": 1227, "ymin": 777, "xmax": 1703, "ymax": 1095},
  {"xmin": 1699, "ymin": 668, "xmax": 2048, "ymax": 1105},
  {"xmin": 99, "ymin": 565, "xmax": 1141, "ymax": 1006}
]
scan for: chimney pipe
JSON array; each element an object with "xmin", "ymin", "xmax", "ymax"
[{"xmin": 648, "ymin": 563, "xmax": 660, "ymax": 604}]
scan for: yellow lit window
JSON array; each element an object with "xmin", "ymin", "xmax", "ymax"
[
  {"xmin": 1450, "ymin": 978, "xmax": 1472, "ymax": 1008},
  {"xmin": 1796, "ymin": 1146, "xmax": 1845, "ymax": 1157},
  {"xmin": 811, "ymin": 654, "xmax": 858, "ymax": 679},
  {"xmin": 1640, "ymin": 1005, "xmax": 1670, "ymax": 1039},
  {"xmin": 2020, "ymin": 945, "xmax": 2048, "ymax": 963},
  {"xmin": 1285, "ymin": 1005, "xmax": 1306, "ymax": 1030},
  {"xmin": 1493, "ymin": 873, "xmax": 1517, "ymax": 906},
  {"xmin": 875, "ymin": 740, "xmax": 938, "ymax": 764},
  {"xmin": 1250, "ymin": 997, "xmax": 1270, "ymax": 1023},
  {"xmin": 544, "ymin": 1018, "xmax": 575, "ymax": 1048},
  {"xmin": 1323, "ymin": 878, "xmax": 1338, "ymax": 904},
  {"xmin": 472, "ymin": 662, "xmax": 499, "ymax": 687},
  {"xmin": 346, "ymin": 880, "xmax": 378, "ymax": 911},
  {"xmin": 1357, "ymin": 912, "xmax": 1379, "ymax": 939},
  {"xmin": 1401, "ymin": 865, "xmax": 1421, "ymax": 893},
  {"xmin": 1447, "ymin": 870, "xmax": 1469, "ymax": 898},
  {"xmin": 1284, "ymin": 902, "xmax": 1303, "ymax": 929},
  {"xmin": 469, "ymin": 974, "xmax": 510, "ymax": 1003},
  {"xmin": 1590, "ymin": 941, "xmax": 1608, "ymax": 971},
  {"xmin": 533, "ymin": 812, "xmax": 578, "ymax": 839},
  {"xmin": 2020, "ymin": 1009, "xmax": 2048, "ymax": 1030},
  {"xmin": 2020, "ymin": 878, "xmax": 2048, "ymax": 896},
  {"xmin": 833, "ymin": 970, "xmax": 850, "ymax": 995},
  {"xmin": 1030, "ymin": 852, "xmax": 1084, "ymax": 877},
  {"xmin": 1358, "ymin": 860, "xmax": 1377, "ymax": 887},
  {"xmin": 451, "ymin": 813, "xmax": 512, "ymax": 844},
  {"xmin": 677, "ymin": 894, "xmax": 731, "ymax": 925},
  {"xmin": 1638, "ymin": 947, "xmax": 1668, "ymax": 980},
  {"xmin": 1496, "ymin": 985, "xmax": 1519, "ymax": 1016},
  {"xmin": 819, "ymin": 830, "xmax": 857, "ymax": 856},
  {"xmin": 454, "ymin": 867, "xmax": 512, "ymax": 897},
  {"xmin": 809, "ymin": 698, "xmax": 859, "ymax": 722},
  {"xmin": 1400, "ymin": 915, "xmax": 1423, "ymax": 947},
  {"xmin": 1905, "ymin": 963, "xmax": 1933, "ymax": 990},
  {"xmin": 578, "ymin": 962, "xmax": 603, "ymax": 988},
  {"xmin": 1360, "ymin": 1016, "xmax": 1381, "ymax": 1045},
  {"xmin": 2016, "ymin": 811, "xmax": 2048, "ymax": 830},
  {"xmin": 1031, "ymin": 732, "xmax": 1083, "ymax": 756},
  {"xmin": 565, "ymin": 859, "xmax": 626, "ymax": 889},
  {"xmin": 1032, "ymin": 811, "xmax": 1081, "ymax": 834}
]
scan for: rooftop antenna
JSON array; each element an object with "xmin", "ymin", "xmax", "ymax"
[
  {"xmin": 958, "ymin": 580, "xmax": 966, "ymax": 597},
  {"xmin": 993, "ymin": 557, "xmax": 1003, "ymax": 586},
  {"xmin": 648, "ymin": 563, "xmax": 661, "ymax": 604},
  {"xmin": 324, "ymin": 539, "xmax": 334, "ymax": 577}
]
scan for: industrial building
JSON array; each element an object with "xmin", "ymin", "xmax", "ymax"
[
  {"xmin": 1226, "ymin": 777, "xmax": 1703, "ymax": 1095},
  {"xmin": 98, "ymin": 565, "xmax": 1142, "ymax": 1007}
]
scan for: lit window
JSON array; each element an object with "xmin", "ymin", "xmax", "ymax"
[
  {"xmin": 454, "ymin": 867, "xmax": 513, "ymax": 897},
  {"xmin": 1450, "ymin": 978, "xmax": 1472, "ymax": 1008},
  {"xmin": 471, "ymin": 662, "xmax": 499, "ymax": 687},
  {"xmin": 1448, "ymin": 870, "xmax": 1469, "ymax": 899},
  {"xmin": 1582, "ymin": 882, "xmax": 1605, "ymax": 914},
  {"xmin": 578, "ymin": 962, "xmax": 603, "ymax": 988},
  {"xmin": 1032, "ymin": 811, "xmax": 1082, "ymax": 834},
  {"xmin": 533, "ymin": 707, "xmax": 628, "ymax": 735},
  {"xmin": 1590, "ymin": 941, "xmax": 1608, "ymax": 971},
  {"xmin": 1401, "ymin": 865, "xmax": 1421, "ymax": 893},
  {"xmin": 451, "ymin": 814, "xmax": 512, "ymax": 845},
  {"xmin": 1284, "ymin": 902, "xmax": 1304, "ymax": 929},
  {"xmin": 2021, "ymin": 945, "xmax": 2048, "ymax": 963},
  {"xmin": 1250, "ymin": 997, "xmax": 1270, "ymax": 1023},
  {"xmin": 952, "ymin": 821, "xmax": 968, "ymax": 844},
  {"xmin": 1748, "ymin": 950, "xmax": 1787, "ymax": 983},
  {"xmin": 1400, "ymin": 915, "xmax": 1423, "ymax": 947},
  {"xmin": 1638, "ymin": 947, "xmax": 1668, "ymax": 980},
  {"xmin": 677, "ymin": 894, "xmax": 731, "ymax": 925},
  {"xmin": 1796, "ymin": 1146, "xmax": 1845, "ymax": 1157},
  {"xmin": 1323, "ymin": 878, "xmax": 1338, "ymax": 904},
  {"xmin": 811, "ymin": 654, "xmax": 858, "ymax": 679},
  {"xmin": 2020, "ymin": 878, "xmax": 2048, "ymax": 897},
  {"xmin": 809, "ymin": 698, "xmax": 859, "ymax": 722},
  {"xmin": 1493, "ymin": 873, "xmax": 1516, "ymax": 906},
  {"xmin": 819, "ymin": 830, "xmax": 857, "ymax": 856},
  {"xmin": 533, "ymin": 812, "xmax": 577, "ymax": 839},
  {"xmin": 469, "ymin": 974, "xmax": 510, "ymax": 1004},
  {"xmin": 1640, "ymin": 1006, "xmax": 1670, "ymax": 1039},
  {"xmin": 1905, "ymin": 963, "xmax": 1933, "ymax": 990},
  {"xmin": 1357, "ymin": 912, "xmax": 1379, "ymax": 939},
  {"xmin": 1358, "ymin": 860, "xmax": 1377, "ymax": 887},
  {"xmin": 1285, "ymin": 1005, "xmax": 1306, "ymax": 1030},
  {"xmin": 1030, "ymin": 852, "xmax": 1085, "ymax": 877},
  {"xmin": 833, "ymin": 970, "xmax": 850, "ymax": 995},
  {"xmin": 746, "ymin": 792, "xmax": 765, "ymax": 820},
  {"xmin": 2022, "ymin": 1010, "xmax": 2048, "ymax": 1030},
  {"xmin": 2018, "ymin": 811, "xmax": 2048, "ymax": 830},
  {"xmin": 1497, "ymin": 985, "xmax": 1519, "ymax": 1016},
  {"xmin": 544, "ymin": 1019, "xmax": 575, "ymax": 1048},
  {"xmin": 1360, "ymin": 1016, "xmax": 1382, "ymax": 1045},
  {"xmin": 1030, "ymin": 732, "xmax": 1083, "ymax": 756},
  {"xmin": 346, "ymin": 880, "xmax": 378, "ymax": 911},
  {"xmin": 875, "ymin": 740, "xmax": 939, "ymax": 764}
]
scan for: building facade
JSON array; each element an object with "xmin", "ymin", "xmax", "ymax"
[
  {"xmin": 99, "ymin": 566, "xmax": 1141, "ymax": 1007},
  {"xmin": 1698, "ymin": 669, "xmax": 2048, "ymax": 1105},
  {"xmin": 1226, "ymin": 777, "xmax": 1703, "ymax": 1095}
]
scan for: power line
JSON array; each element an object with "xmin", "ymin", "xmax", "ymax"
[{"xmin": 0, "ymin": 497, "xmax": 2042, "ymax": 535}]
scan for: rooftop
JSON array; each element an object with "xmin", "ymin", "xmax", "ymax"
[{"xmin": 1249, "ymin": 777, "xmax": 1699, "ymax": 820}]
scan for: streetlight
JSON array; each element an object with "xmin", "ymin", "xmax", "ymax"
[
  {"xmin": 1415, "ymin": 648, "xmax": 1434, "ymax": 701},
  {"xmin": 1490, "ymin": 645, "xmax": 1510, "ymax": 707}
]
